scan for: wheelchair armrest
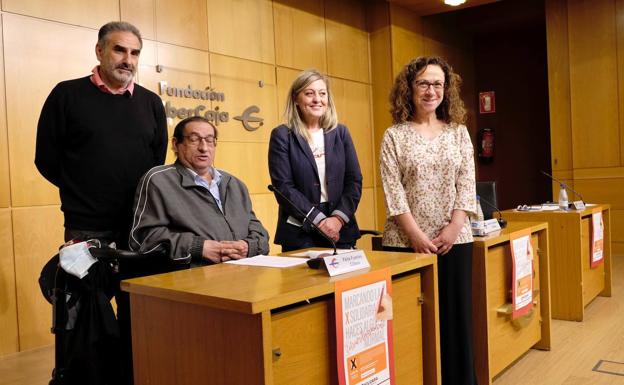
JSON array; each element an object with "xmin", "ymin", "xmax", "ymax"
[
  {"xmin": 90, "ymin": 247, "xmax": 167, "ymax": 261},
  {"xmin": 360, "ymin": 229, "xmax": 382, "ymax": 236}
]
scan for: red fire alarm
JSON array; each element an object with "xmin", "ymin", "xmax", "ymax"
[{"xmin": 479, "ymin": 91, "xmax": 495, "ymax": 114}]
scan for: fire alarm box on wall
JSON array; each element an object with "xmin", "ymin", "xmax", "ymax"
[{"xmin": 479, "ymin": 91, "xmax": 495, "ymax": 114}]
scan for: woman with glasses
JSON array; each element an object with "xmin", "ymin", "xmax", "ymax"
[
  {"xmin": 380, "ymin": 56, "xmax": 477, "ymax": 385},
  {"xmin": 268, "ymin": 69, "xmax": 363, "ymax": 252}
]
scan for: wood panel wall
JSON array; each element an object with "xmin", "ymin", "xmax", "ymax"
[
  {"xmin": 0, "ymin": 0, "xmax": 377, "ymax": 355},
  {"xmin": 546, "ymin": 0, "xmax": 624, "ymax": 255}
]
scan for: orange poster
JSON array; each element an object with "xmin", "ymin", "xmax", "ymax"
[
  {"xmin": 510, "ymin": 229, "xmax": 534, "ymax": 319},
  {"xmin": 591, "ymin": 211, "xmax": 604, "ymax": 268},
  {"xmin": 335, "ymin": 268, "xmax": 395, "ymax": 385}
]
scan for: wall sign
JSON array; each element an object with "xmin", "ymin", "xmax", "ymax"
[
  {"xmin": 479, "ymin": 91, "xmax": 496, "ymax": 114},
  {"xmin": 158, "ymin": 81, "xmax": 264, "ymax": 131}
]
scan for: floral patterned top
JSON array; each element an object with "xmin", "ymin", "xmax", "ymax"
[{"xmin": 380, "ymin": 122, "xmax": 476, "ymax": 248}]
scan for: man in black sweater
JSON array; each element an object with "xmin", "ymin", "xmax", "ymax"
[
  {"xmin": 35, "ymin": 21, "xmax": 167, "ymax": 385},
  {"xmin": 35, "ymin": 21, "xmax": 167, "ymax": 246}
]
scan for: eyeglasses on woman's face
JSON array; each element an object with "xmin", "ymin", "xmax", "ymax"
[{"xmin": 414, "ymin": 80, "xmax": 445, "ymax": 92}]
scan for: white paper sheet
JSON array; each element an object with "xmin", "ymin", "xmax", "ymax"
[{"xmin": 224, "ymin": 255, "xmax": 308, "ymax": 268}]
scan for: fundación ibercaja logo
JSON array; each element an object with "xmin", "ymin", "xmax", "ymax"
[{"xmin": 158, "ymin": 81, "xmax": 264, "ymax": 131}]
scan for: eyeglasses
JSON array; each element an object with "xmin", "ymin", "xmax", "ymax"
[
  {"xmin": 414, "ymin": 80, "xmax": 445, "ymax": 91},
  {"xmin": 183, "ymin": 134, "xmax": 217, "ymax": 146}
]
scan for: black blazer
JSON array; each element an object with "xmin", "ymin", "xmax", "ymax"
[{"xmin": 268, "ymin": 124, "xmax": 363, "ymax": 248}]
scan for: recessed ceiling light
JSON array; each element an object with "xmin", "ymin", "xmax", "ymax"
[{"xmin": 445, "ymin": 0, "xmax": 467, "ymax": 5}]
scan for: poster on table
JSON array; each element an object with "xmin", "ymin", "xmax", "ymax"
[
  {"xmin": 510, "ymin": 229, "xmax": 534, "ymax": 319},
  {"xmin": 335, "ymin": 268, "xmax": 395, "ymax": 385},
  {"xmin": 591, "ymin": 211, "xmax": 604, "ymax": 268}
]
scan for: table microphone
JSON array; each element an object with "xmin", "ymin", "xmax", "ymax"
[
  {"xmin": 479, "ymin": 195, "xmax": 507, "ymax": 228},
  {"xmin": 540, "ymin": 170, "xmax": 586, "ymax": 206},
  {"xmin": 267, "ymin": 185, "xmax": 337, "ymax": 269}
]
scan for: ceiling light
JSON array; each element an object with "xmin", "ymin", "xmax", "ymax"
[{"xmin": 445, "ymin": 0, "xmax": 466, "ymax": 5}]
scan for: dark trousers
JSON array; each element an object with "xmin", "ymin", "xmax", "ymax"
[
  {"xmin": 438, "ymin": 242, "xmax": 477, "ymax": 385},
  {"xmin": 383, "ymin": 242, "xmax": 477, "ymax": 385},
  {"xmin": 65, "ymin": 229, "xmax": 134, "ymax": 385}
]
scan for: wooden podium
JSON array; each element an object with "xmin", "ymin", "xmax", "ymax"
[
  {"xmin": 121, "ymin": 250, "xmax": 441, "ymax": 385},
  {"xmin": 472, "ymin": 221, "xmax": 551, "ymax": 385},
  {"xmin": 501, "ymin": 204, "xmax": 612, "ymax": 321}
]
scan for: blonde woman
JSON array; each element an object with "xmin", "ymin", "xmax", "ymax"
[{"xmin": 268, "ymin": 70, "xmax": 362, "ymax": 251}]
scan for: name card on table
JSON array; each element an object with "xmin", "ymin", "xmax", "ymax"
[
  {"xmin": 471, "ymin": 219, "xmax": 501, "ymax": 236},
  {"xmin": 324, "ymin": 250, "xmax": 370, "ymax": 277}
]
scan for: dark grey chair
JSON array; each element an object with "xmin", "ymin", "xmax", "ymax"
[{"xmin": 476, "ymin": 181, "xmax": 498, "ymax": 220}]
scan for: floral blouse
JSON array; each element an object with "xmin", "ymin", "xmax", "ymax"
[{"xmin": 380, "ymin": 122, "xmax": 476, "ymax": 248}]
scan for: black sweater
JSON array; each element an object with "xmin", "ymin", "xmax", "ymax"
[{"xmin": 35, "ymin": 76, "xmax": 168, "ymax": 233}]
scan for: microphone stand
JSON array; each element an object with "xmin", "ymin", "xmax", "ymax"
[
  {"xmin": 541, "ymin": 170, "xmax": 586, "ymax": 207},
  {"xmin": 267, "ymin": 185, "xmax": 337, "ymax": 269},
  {"xmin": 478, "ymin": 195, "xmax": 507, "ymax": 228}
]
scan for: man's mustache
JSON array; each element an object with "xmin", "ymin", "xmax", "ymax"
[{"xmin": 116, "ymin": 64, "xmax": 135, "ymax": 71}]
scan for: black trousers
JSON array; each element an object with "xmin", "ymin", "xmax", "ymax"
[
  {"xmin": 65, "ymin": 229, "xmax": 134, "ymax": 385},
  {"xmin": 384, "ymin": 242, "xmax": 477, "ymax": 385},
  {"xmin": 437, "ymin": 243, "xmax": 477, "ymax": 385}
]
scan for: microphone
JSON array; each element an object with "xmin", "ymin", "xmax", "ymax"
[
  {"xmin": 267, "ymin": 185, "xmax": 337, "ymax": 269},
  {"xmin": 478, "ymin": 195, "xmax": 507, "ymax": 229},
  {"xmin": 540, "ymin": 170, "xmax": 586, "ymax": 207}
]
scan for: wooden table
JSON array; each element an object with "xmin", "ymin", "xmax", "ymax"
[
  {"xmin": 500, "ymin": 204, "xmax": 612, "ymax": 321},
  {"xmin": 122, "ymin": 250, "xmax": 441, "ymax": 385},
  {"xmin": 472, "ymin": 221, "xmax": 551, "ymax": 385}
]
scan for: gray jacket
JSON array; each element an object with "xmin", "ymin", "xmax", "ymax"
[{"xmin": 129, "ymin": 161, "xmax": 269, "ymax": 265}]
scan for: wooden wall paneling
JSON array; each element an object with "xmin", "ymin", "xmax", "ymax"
[
  {"xmin": 330, "ymin": 78, "xmax": 374, "ymax": 189},
  {"xmin": 421, "ymin": 14, "xmax": 476, "ymax": 140},
  {"xmin": 545, "ymin": 0, "xmax": 573, "ymax": 172},
  {"xmin": 207, "ymin": 0, "xmax": 275, "ymax": 64},
  {"xmin": 422, "ymin": 15, "xmax": 471, "ymax": 87},
  {"xmin": 1, "ymin": 0, "xmax": 119, "ymax": 29},
  {"xmin": 155, "ymin": 0, "xmax": 208, "ymax": 50},
  {"xmin": 0, "ymin": 17, "xmax": 9, "ymax": 208},
  {"xmin": 568, "ymin": 0, "xmax": 620, "ymax": 168},
  {"xmin": 355, "ymin": 187, "xmax": 376, "ymax": 231},
  {"xmin": 121, "ymin": 0, "xmax": 156, "ymax": 40},
  {"xmin": 389, "ymin": 4, "xmax": 424, "ymax": 77},
  {"xmin": 617, "ymin": 0, "xmax": 624, "ymax": 166},
  {"xmin": 545, "ymin": 0, "xmax": 576, "ymax": 202},
  {"xmin": 0, "ymin": 209, "xmax": 18, "ymax": 356},
  {"xmin": 573, "ymin": 178, "xmax": 624, "ymax": 210},
  {"xmin": 367, "ymin": 2, "xmax": 393, "ymax": 231},
  {"xmin": 611, "ymin": 209, "xmax": 624, "ymax": 245},
  {"xmin": 4, "ymin": 15, "xmax": 97, "ymax": 207},
  {"xmin": 209, "ymin": 54, "xmax": 277, "ymax": 143},
  {"xmin": 138, "ymin": 41, "xmax": 212, "ymax": 164},
  {"xmin": 216, "ymin": 142, "xmax": 270, "ymax": 195},
  {"xmin": 249, "ymin": 193, "xmax": 281, "ymax": 255},
  {"xmin": 273, "ymin": 0, "xmax": 327, "ymax": 71},
  {"xmin": 275, "ymin": 66, "xmax": 301, "ymax": 120},
  {"xmin": 13, "ymin": 206, "xmax": 64, "ymax": 350},
  {"xmin": 324, "ymin": 0, "xmax": 370, "ymax": 83}
]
